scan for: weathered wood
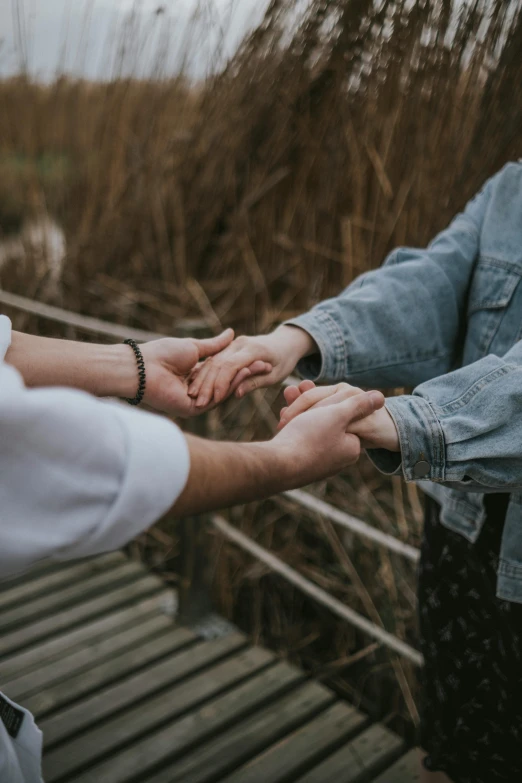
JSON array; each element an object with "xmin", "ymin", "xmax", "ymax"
[
  {"xmin": 371, "ymin": 748, "xmax": 421, "ymax": 782},
  {"xmin": 138, "ymin": 682, "xmax": 335, "ymax": 783},
  {"xmin": 25, "ymin": 625, "xmax": 196, "ymax": 718},
  {"xmin": 221, "ymin": 701, "xmax": 367, "ymax": 783},
  {"xmin": 4, "ymin": 553, "xmax": 418, "ymax": 783},
  {"xmin": 41, "ymin": 631, "xmax": 245, "ymax": 747},
  {"xmin": 70, "ymin": 665, "xmax": 315, "ymax": 783},
  {"xmin": 0, "ymin": 591, "xmax": 173, "ymax": 681},
  {"xmin": 43, "ymin": 647, "xmax": 274, "ymax": 781},
  {"xmin": 0, "ymin": 574, "xmax": 164, "ymax": 657},
  {"xmin": 0, "ymin": 560, "xmax": 145, "ymax": 631},
  {"xmin": 4, "ymin": 612, "xmax": 174, "ymax": 700},
  {"xmin": 0, "ymin": 552, "xmax": 124, "ymax": 612},
  {"xmin": 296, "ymin": 723, "xmax": 403, "ymax": 783}
]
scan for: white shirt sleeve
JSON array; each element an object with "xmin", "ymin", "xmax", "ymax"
[{"xmin": 0, "ymin": 316, "xmax": 190, "ymax": 579}]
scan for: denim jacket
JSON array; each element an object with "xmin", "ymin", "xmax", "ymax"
[{"xmin": 286, "ymin": 161, "xmax": 522, "ymax": 603}]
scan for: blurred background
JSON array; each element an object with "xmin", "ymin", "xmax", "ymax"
[{"xmin": 1, "ymin": 0, "xmax": 522, "ymax": 739}]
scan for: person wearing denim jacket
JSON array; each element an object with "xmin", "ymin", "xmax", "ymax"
[
  {"xmin": 287, "ymin": 162, "xmax": 522, "ymax": 603},
  {"xmin": 284, "ymin": 161, "xmax": 522, "ymax": 782},
  {"xmin": 189, "ymin": 160, "xmax": 522, "ymax": 782}
]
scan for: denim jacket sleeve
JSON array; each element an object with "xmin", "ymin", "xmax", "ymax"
[
  {"xmin": 368, "ymin": 339, "xmax": 522, "ymax": 492},
  {"xmin": 285, "ymin": 173, "xmax": 499, "ymax": 388}
]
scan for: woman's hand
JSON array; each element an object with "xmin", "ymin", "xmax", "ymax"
[
  {"xmin": 278, "ymin": 381, "xmax": 400, "ymax": 452},
  {"xmin": 139, "ymin": 329, "xmax": 271, "ymax": 417},
  {"xmin": 187, "ymin": 325, "xmax": 318, "ymax": 408}
]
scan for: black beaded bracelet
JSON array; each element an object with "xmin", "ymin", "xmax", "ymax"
[{"xmin": 123, "ymin": 339, "xmax": 146, "ymax": 406}]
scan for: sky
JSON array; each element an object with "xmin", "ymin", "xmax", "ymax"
[{"xmin": 0, "ymin": 0, "xmax": 271, "ymax": 81}]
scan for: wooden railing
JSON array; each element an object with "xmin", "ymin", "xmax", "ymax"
[{"xmin": 0, "ymin": 289, "xmax": 423, "ymax": 667}]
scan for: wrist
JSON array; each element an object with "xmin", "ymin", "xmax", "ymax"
[
  {"xmin": 275, "ymin": 325, "xmax": 318, "ymax": 363},
  {"xmin": 100, "ymin": 343, "xmax": 141, "ymax": 399}
]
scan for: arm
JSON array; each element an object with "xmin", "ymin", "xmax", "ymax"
[
  {"xmin": 285, "ymin": 175, "xmax": 495, "ymax": 389},
  {"xmin": 4, "ymin": 327, "xmax": 269, "ymax": 417},
  {"xmin": 173, "ymin": 387, "xmax": 383, "ymax": 517},
  {"xmin": 373, "ymin": 339, "xmax": 522, "ymax": 491},
  {"xmin": 189, "ymin": 169, "xmax": 500, "ymax": 406},
  {"xmin": 280, "ymin": 342, "xmax": 522, "ymax": 492}
]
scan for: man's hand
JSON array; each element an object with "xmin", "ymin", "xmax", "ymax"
[
  {"xmin": 173, "ymin": 387, "xmax": 386, "ymax": 517},
  {"xmin": 139, "ymin": 329, "xmax": 271, "ymax": 417},
  {"xmin": 271, "ymin": 387, "xmax": 387, "ymax": 487},
  {"xmin": 278, "ymin": 381, "xmax": 400, "ymax": 452},
  {"xmin": 187, "ymin": 325, "xmax": 317, "ymax": 408}
]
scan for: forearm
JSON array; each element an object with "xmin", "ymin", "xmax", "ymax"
[
  {"xmin": 285, "ymin": 177, "xmax": 497, "ymax": 388},
  {"xmin": 5, "ymin": 331, "xmax": 137, "ymax": 398},
  {"xmin": 172, "ymin": 435, "xmax": 286, "ymax": 518}
]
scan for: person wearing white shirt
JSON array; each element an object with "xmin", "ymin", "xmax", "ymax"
[{"xmin": 0, "ymin": 314, "xmax": 384, "ymax": 782}]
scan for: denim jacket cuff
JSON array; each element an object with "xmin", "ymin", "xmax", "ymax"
[
  {"xmin": 284, "ymin": 311, "xmax": 347, "ymax": 381},
  {"xmin": 384, "ymin": 395, "xmax": 446, "ymax": 482}
]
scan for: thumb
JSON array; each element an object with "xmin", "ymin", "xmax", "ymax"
[
  {"xmin": 194, "ymin": 328, "xmax": 234, "ymax": 359},
  {"xmin": 336, "ymin": 390, "xmax": 385, "ymax": 427}
]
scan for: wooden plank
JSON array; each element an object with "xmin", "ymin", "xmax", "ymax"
[
  {"xmin": 0, "ymin": 560, "xmax": 146, "ymax": 631},
  {"xmin": 92, "ymin": 681, "xmax": 335, "ymax": 783},
  {"xmin": 0, "ymin": 574, "xmax": 164, "ymax": 658},
  {"xmin": 41, "ymin": 631, "xmax": 246, "ymax": 747},
  {"xmin": 296, "ymin": 724, "xmax": 403, "ymax": 783},
  {"xmin": 0, "ymin": 591, "xmax": 174, "ymax": 681},
  {"xmin": 43, "ymin": 647, "xmax": 275, "ymax": 781},
  {"xmin": 25, "ymin": 625, "xmax": 196, "ymax": 718},
  {"xmin": 371, "ymin": 748, "xmax": 421, "ymax": 783},
  {"xmin": 0, "ymin": 552, "xmax": 125, "ymax": 612},
  {"xmin": 4, "ymin": 612, "xmax": 175, "ymax": 701},
  {"xmin": 0, "ymin": 558, "xmax": 74, "ymax": 589},
  {"xmin": 221, "ymin": 702, "xmax": 367, "ymax": 783}
]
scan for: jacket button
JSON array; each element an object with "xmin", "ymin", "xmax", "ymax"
[{"xmin": 413, "ymin": 460, "xmax": 431, "ymax": 478}]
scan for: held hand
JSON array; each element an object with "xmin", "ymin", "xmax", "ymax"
[
  {"xmin": 138, "ymin": 329, "xmax": 271, "ymax": 417},
  {"xmin": 187, "ymin": 325, "xmax": 317, "ymax": 408},
  {"xmin": 278, "ymin": 382, "xmax": 400, "ymax": 452},
  {"xmin": 271, "ymin": 388, "xmax": 386, "ymax": 487}
]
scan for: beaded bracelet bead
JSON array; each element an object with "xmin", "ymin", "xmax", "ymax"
[{"xmin": 123, "ymin": 339, "xmax": 146, "ymax": 406}]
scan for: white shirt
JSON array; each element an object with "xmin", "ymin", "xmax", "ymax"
[{"xmin": 0, "ymin": 315, "xmax": 190, "ymax": 782}]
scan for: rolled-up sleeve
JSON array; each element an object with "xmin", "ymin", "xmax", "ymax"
[{"xmin": 0, "ymin": 316, "xmax": 189, "ymax": 578}]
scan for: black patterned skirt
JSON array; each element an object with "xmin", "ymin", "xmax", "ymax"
[{"xmin": 419, "ymin": 494, "xmax": 522, "ymax": 783}]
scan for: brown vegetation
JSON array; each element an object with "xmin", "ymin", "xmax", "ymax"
[{"xmin": 2, "ymin": 0, "xmax": 522, "ymax": 735}]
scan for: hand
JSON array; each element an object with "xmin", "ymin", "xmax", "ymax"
[
  {"xmin": 278, "ymin": 382, "xmax": 400, "ymax": 452},
  {"xmin": 138, "ymin": 329, "xmax": 271, "ymax": 417},
  {"xmin": 270, "ymin": 387, "xmax": 386, "ymax": 488},
  {"xmin": 187, "ymin": 325, "xmax": 317, "ymax": 408}
]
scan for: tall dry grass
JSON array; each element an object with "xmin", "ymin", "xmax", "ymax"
[{"xmin": 2, "ymin": 0, "xmax": 522, "ymax": 733}]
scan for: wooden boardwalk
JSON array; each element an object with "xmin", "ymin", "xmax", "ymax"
[{"xmin": 0, "ymin": 552, "xmax": 420, "ymax": 783}]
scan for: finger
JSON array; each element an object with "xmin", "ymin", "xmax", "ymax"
[
  {"xmin": 196, "ymin": 362, "xmax": 221, "ymax": 408},
  {"xmin": 337, "ymin": 391, "xmax": 385, "ymax": 428},
  {"xmin": 194, "ymin": 328, "xmax": 234, "ymax": 359},
  {"xmin": 235, "ymin": 368, "xmax": 278, "ymax": 398},
  {"xmin": 229, "ymin": 361, "xmax": 272, "ymax": 397},
  {"xmin": 283, "ymin": 386, "xmax": 302, "ymax": 406},
  {"xmin": 213, "ymin": 356, "xmax": 253, "ymax": 403},
  {"xmin": 188, "ymin": 358, "xmax": 211, "ymax": 397},
  {"xmin": 279, "ymin": 385, "xmax": 341, "ymax": 427},
  {"xmin": 298, "ymin": 380, "xmax": 316, "ymax": 393},
  {"xmin": 342, "ymin": 432, "xmax": 362, "ymax": 465}
]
